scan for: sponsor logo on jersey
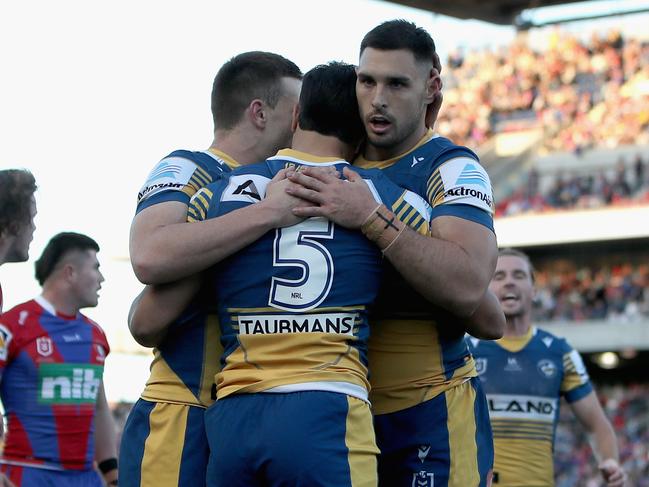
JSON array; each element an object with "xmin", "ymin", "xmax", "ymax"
[
  {"xmin": 504, "ymin": 356, "xmax": 522, "ymax": 372},
  {"xmin": 442, "ymin": 186, "xmax": 493, "ymax": 208},
  {"xmin": 411, "ymin": 156, "xmax": 424, "ymax": 167},
  {"xmin": 455, "ymin": 163, "xmax": 489, "ymax": 189},
  {"xmin": 412, "ymin": 471, "xmax": 434, "ymax": 487},
  {"xmin": 537, "ymin": 359, "xmax": 557, "ymax": 378},
  {"xmin": 0, "ymin": 324, "xmax": 12, "ymax": 361},
  {"xmin": 233, "ymin": 179, "xmax": 261, "ymax": 201},
  {"xmin": 237, "ymin": 312, "xmax": 356, "ymax": 336},
  {"xmin": 38, "ymin": 363, "xmax": 103, "ymax": 405},
  {"xmin": 36, "ymin": 336, "xmax": 53, "ymax": 357},
  {"xmin": 475, "ymin": 357, "xmax": 488, "ymax": 375},
  {"xmin": 222, "ymin": 174, "xmax": 271, "ymax": 203},
  {"xmin": 487, "ymin": 394, "xmax": 557, "ymax": 421},
  {"xmin": 438, "ymin": 157, "xmax": 494, "ymax": 213},
  {"xmin": 137, "ymin": 157, "xmax": 197, "ymax": 203},
  {"xmin": 62, "ymin": 333, "xmax": 82, "ymax": 342},
  {"xmin": 147, "ymin": 160, "xmax": 183, "ymax": 182}
]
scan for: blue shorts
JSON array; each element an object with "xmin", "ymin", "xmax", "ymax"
[
  {"xmin": 118, "ymin": 399, "xmax": 209, "ymax": 487},
  {"xmin": 0, "ymin": 464, "xmax": 101, "ymax": 487},
  {"xmin": 374, "ymin": 377, "xmax": 493, "ymax": 487},
  {"xmin": 205, "ymin": 391, "xmax": 379, "ymax": 487}
]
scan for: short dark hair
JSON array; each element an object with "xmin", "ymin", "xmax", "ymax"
[
  {"xmin": 360, "ymin": 19, "xmax": 437, "ymax": 65},
  {"xmin": 297, "ymin": 61, "xmax": 365, "ymax": 146},
  {"xmin": 0, "ymin": 169, "xmax": 37, "ymax": 237},
  {"xmin": 499, "ymin": 248, "xmax": 535, "ymax": 282},
  {"xmin": 211, "ymin": 51, "xmax": 303, "ymax": 130},
  {"xmin": 35, "ymin": 232, "xmax": 100, "ymax": 285}
]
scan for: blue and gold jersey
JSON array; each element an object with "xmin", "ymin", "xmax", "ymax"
[
  {"xmin": 136, "ymin": 148, "xmax": 239, "ymax": 214},
  {"xmin": 468, "ymin": 327, "xmax": 593, "ymax": 487},
  {"xmin": 355, "ymin": 131, "xmax": 495, "ymax": 414},
  {"xmin": 137, "ymin": 148, "xmax": 237, "ymax": 407},
  {"xmin": 189, "ymin": 149, "xmax": 431, "ymax": 402}
]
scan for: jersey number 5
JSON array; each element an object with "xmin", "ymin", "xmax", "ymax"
[{"xmin": 269, "ymin": 217, "xmax": 335, "ymax": 311}]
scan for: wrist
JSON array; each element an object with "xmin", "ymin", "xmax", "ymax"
[{"xmin": 361, "ymin": 204, "xmax": 406, "ymax": 252}]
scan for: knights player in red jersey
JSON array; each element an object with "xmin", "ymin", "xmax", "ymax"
[
  {"xmin": 0, "ymin": 169, "xmax": 37, "ymax": 313},
  {"xmin": 0, "ymin": 233, "xmax": 118, "ymax": 487}
]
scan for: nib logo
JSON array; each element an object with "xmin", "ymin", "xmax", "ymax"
[{"xmin": 233, "ymin": 180, "xmax": 261, "ymax": 201}]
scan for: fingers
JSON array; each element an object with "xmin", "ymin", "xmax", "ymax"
[
  {"xmin": 285, "ymin": 183, "xmax": 323, "ymax": 205},
  {"xmin": 292, "ymin": 205, "xmax": 325, "ymax": 218},
  {"xmin": 296, "ymin": 166, "xmax": 340, "ymax": 183},
  {"xmin": 342, "ymin": 166, "xmax": 361, "ymax": 182},
  {"xmin": 270, "ymin": 168, "xmax": 289, "ymax": 182},
  {"xmin": 287, "ymin": 171, "xmax": 325, "ymax": 192}
]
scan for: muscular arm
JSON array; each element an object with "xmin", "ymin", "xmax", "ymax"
[
  {"xmin": 383, "ymin": 214, "xmax": 497, "ymax": 318},
  {"xmin": 571, "ymin": 391, "xmax": 626, "ymax": 487},
  {"xmin": 94, "ymin": 383, "xmax": 118, "ymax": 486},
  {"xmin": 128, "ymin": 276, "xmax": 201, "ymax": 347},
  {"xmin": 462, "ymin": 289, "xmax": 504, "ymax": 340},
  {"xmin": 130, "ymin": 197, "xmax": 297, "ymax": 285},
  {"xmin": 288, "ymin": 167, "xmax": 497, "ymax": 318}
]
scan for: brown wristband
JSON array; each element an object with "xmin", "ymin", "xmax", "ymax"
[{"xmin": 361, "ymin": 204, "xmax": 406, "ymax": 252}]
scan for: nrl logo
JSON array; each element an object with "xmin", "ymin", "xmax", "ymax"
[{"xmin": 36, "ymin": 337, "xmax": 53, "ymax": 357}]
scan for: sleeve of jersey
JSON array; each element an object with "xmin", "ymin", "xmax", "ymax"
[
  {"xmin": 135, "ymin": 155, "xmax": 215, "ymax": 215},
  {"xmin": 364, "ymin": 170, "xmax": 433, "ymax": 237},
  {"xmin": 560, "ymin": 345, "xmax": 593, "ymax": 403},
  {"xmin": 425, "ymin": 155, "xmax": 495, "ymax": 232}
]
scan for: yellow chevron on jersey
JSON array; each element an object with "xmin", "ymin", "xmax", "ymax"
[
  {"xmin": 141, "ymin": 313, "xmax": 223, "ymax": 407},
  {"xmin": 368, "ymin": 319, "xmax": 477, "ymax": 414}
]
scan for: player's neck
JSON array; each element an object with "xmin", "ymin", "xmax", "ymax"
[
  {"xmin": 291, "ymin": 129, "xmax": 351, "ymax": 160},
  {"xmin": 503, "ymin": 315, "xmax": 532, "ymax": 338},
  {"xmin": 41, "ymin": 286, "xmax": 81, "ymax": 317},
  {"xmin": 211, "ymin": 128, "xmax": 266, "ymax": 165}
]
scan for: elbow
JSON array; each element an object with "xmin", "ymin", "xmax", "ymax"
[
  {"xmin": 444, "ymin": 288, "xmax": 485, "ymax": 319},
  {"xmin": 129, "ymin": 320, "xmax": 163, "ymax": 348},
  {"xmin": 130, "ymin": 253, "xmax": 162, "ymax": 285}
]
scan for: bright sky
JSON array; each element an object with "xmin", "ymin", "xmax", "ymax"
[{"xmin": 1, "ymin": 0, "xmax": 648, "ymax": 401}]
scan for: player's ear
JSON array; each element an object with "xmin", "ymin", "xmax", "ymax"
[
  {"xmin": 248, "ymin": 99, "xmax": 267, "ymax": 129},
  {"xmin": 425, "ymin": 65, "xmax": 442, "ymax": 104},
  {"xmin": 291, "ymin": 104, "xmax": 299, "ymax": 132}
]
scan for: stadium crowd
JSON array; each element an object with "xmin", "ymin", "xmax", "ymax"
[
  {"xmin": 532, "ymin": 261, "xmax": 649, "ymax": 323},
  {"xmin": 555, "ymin": 383, "xmax": 649, "ymax": 487},
  {"xmin": 438, "ymin": 29, "xmax": 649, "ymax": 153},
  {"xmin": 496, "ymin": 153, "xmax": 649, "ymax": 216}
]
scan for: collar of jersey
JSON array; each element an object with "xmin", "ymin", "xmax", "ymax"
[
  {"xmin": 206, "ymin": 147, "xmax": 240, "ymax": 169},
  {"xmin": 34, "ymin": 295, "xmax": 79, "ymax": 321},
  {"xmin": 271, "ymin": 148, "xmax": 349, "ymax": 166},
  {"xmin": 354, "ymin": 129, "xmax": 438, "ymax": 169},
  {"xmin": 496, "ymin": 325, "xmax": 536, "ymax": 353}
]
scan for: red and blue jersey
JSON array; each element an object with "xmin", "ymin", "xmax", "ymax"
[{"xmin": 0, "ymin": 297, "xmax": 110, "ymax": 471}]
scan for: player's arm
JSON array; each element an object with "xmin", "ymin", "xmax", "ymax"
[
  {"xmin": 94, "ymin": 382, "xmax": 118, "ymax": 486},
  {"xmin": 570, "ymin": 392, "xmax": 626, "ymax": 487},
  {"xmin": 288, "ymin": 166, "xmax": 497, "ymax": 317},
  {"xmin": 462, "ymin": 289, "xmax": 504, "ymax": 339},
  {"xmin": 128, "ymin": 275, "xmax": 201, "ymax": 347},
  {"xmin": 130, "ymin": 170, "xmax": 305, "ymax": 284}
]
